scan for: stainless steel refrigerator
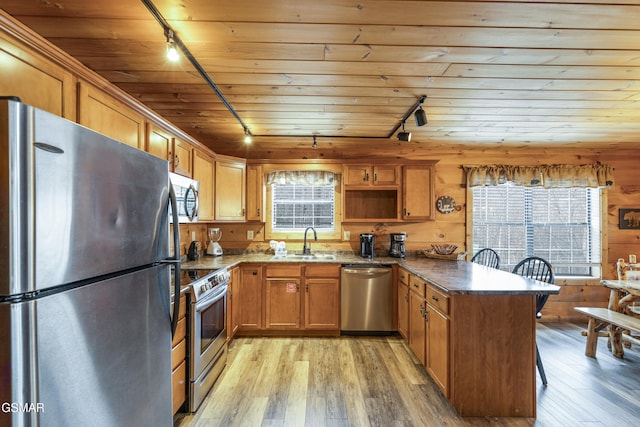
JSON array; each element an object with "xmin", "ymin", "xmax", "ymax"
[{"xmin": 0, "ymin": 98, "xmax": 180, "ymax": 426}]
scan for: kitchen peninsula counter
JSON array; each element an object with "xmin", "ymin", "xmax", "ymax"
[
  {"xmin": 183, "ymin": 253, "xmax": 557, "ymax": 418},
  {"xmin": 183, "ymin": 254, "xmax": 560, "ymax": 296}
]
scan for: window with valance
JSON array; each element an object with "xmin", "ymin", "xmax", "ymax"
[
  {"xmin": 265, "ymin": 170, "xmax": 341, "ymax": 240},
  {"xmin": 466, "ymin": 164, "xmax": 613, "ymax": 277}
]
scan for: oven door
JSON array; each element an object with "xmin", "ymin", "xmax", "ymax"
[{"xmin": 190, "ymin": 283, "xmax": 227, "ymax": 380}]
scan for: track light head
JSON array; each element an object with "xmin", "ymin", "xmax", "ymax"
[
  {"xmin": 312, "ymin": 136, "xmax": 318, "ymax": 149},
  {"xmin": 397, "ymin": 131, "xmax": 412, "ymax": 142},
  {"xmin": 244, "ymin": 128, "xmax": 252, "ymax": 144},
  {"xmin": 397, "ymin": 122, "xmax": 411, "ymax": 141},
  {"xmin": 414, "ymin": 106, "xmax": 427, "ymax": 127}
]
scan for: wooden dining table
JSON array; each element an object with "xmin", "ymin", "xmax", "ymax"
[{"xmin": 600, "ymin": 279, "xmax": 640, "ymax": 350}]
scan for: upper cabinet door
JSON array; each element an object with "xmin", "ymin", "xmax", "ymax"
[
  {"xmin": 246, "ymin": 164, "xmax": 264, "ymax": 222},
  {"xmin": 344, "ymin": 164, "xmax": 399, "ymax": 187},
  {"xmin": 0, "ymin": 33, "xmax": 76, "ymax": 120},
  {"xmin": 402, "ymin": 165, "xmax": 434, "ymax": 220},
  {"xmin": 77, "ymin": 82, "xmax": 144, "ymax": 149},
  {"xmin": 146, "ymin": 124, "xmax": 171, "ymax": 161},
  {"xmin": 172, "ymin": 138, "xmax": 193, "ymax": 177},
  {"xmin": 215, "ymin": 159, "xmax": 246, "ymax": 221},
  {"xmin": 193, "ymin": 150, "xmax": 215, "ymax": 221}
]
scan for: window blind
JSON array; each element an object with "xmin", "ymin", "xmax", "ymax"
[
  {"xmin": 272, "ymin": 184, "xmax": 334, "ymax": 231},
  {"xmin": 472, "ymin": 185, "xmax": 601, "ymax": 276}
]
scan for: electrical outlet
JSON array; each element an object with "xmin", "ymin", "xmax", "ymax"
[
  {"xmin": 247, "ymin": 230, "xmax": 254, "ymax": 240},
  {"xmin": 344, "ymin": 231, "xmax": 350, "ymax": 240}
]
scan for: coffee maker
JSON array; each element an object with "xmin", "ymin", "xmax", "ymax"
[
  {"xmin": 360, "ymin": 233, "xmax": 375, "ymax": 258},
  {"xmin": 389, "ymin": 232, "xmax": 406, "ymax": 258}
]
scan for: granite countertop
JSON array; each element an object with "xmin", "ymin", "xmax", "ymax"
[{"xmin": 182, "ymin": 252, "xmax": 560, "ymax": 296}]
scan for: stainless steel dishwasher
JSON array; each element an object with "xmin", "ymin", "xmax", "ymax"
[{"xmin": 341, "ymin": 264, "xmax": 393, "ymax": 333}]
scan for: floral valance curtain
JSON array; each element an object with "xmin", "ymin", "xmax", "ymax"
[
  {"xmin": 265, "ymin": 170, "xmax": 338, "ymax": 186},
  {"xmin": 463, "ymin": 164, "xmax": 614, "ymax": 188}
]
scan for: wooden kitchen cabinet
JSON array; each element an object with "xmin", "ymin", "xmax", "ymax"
[
  {"xmin": 239, "ymin": 264, "xmax": 263, "ymax": 330},
  {"xmin": 265, "ymin": 264, "xmax": 302, "ymax": 330},
  {"xmin": 215, "ymin": 158, "xmax": 246, "ymax": 221},
  {"xmin": 172, "ymin": 138, "xmax": 193, "ymax": 177},
  {"xmin": 246, "ymin": 164, "xmax": 264, "ymax": 222},
  {"xmin": 146, "ymin": 124, "xmax": 171, "ymax": 161},
  {"xmin": 343, "ymin": 189, "xmax": 399, "ymax": 222},
  {"xmin": 0, "ymin": 32, "xmax": 76, "ymax": 120},
  {"xmin": 304, "ymin": 264, "xmax": 340, "ymax": 330},
  {"xmin": 409, "ymin": 283, "xmax": 427, "ymax": 365},
  {"xmin": 193, "ymin": 150, "xmax": 215, "ymax": 221},
  {"xmin": 170, "ymin": 292, "xmax": 187, "ymax": 414},
  {"xmin": 344, "ymin": 164, "xmax": 399, "ymax": 187},
  {"xmin": 425, "ymin": 285, "xmax": 449, "ymax": 395},
  {"xmin": 226, "ymin": 266, "xmax": 241, "ymax": 341},
  {"xmin": 402, "ymin": 164, "xmax": 435, "ymax": 220},
  {"xmin": 397, "ymin": 268, "xmax": 410, "ymax": 340},
  {"xmin": 77, "ymin": 81, "xmax": 144, "ymax": 149}
]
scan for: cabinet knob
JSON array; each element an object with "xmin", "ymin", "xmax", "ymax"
[{"xmin": 431, "ymin": 295, "xmax": 439, "ymax": 302}]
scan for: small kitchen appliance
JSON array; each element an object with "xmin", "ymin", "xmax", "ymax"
[
  {"xmin": 389, "ymin": 232, "xmax": 407, "ymax": 258},
  {"xmin": 360, "ymin": 233, "xmax": 375, "ymax": 258},
  {"xmin": 206, "ymin": 227, "xmax": 223, "ymax": 256}
]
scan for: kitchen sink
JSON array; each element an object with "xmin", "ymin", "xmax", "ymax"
[{"xmin": 284, "ymin": 253, "xmax": 337, "ymax": 261}]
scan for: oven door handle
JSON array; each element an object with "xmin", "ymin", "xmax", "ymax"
[{"xmin": 195, "ymin": 284, "xmax": 228, "ymax": 312}]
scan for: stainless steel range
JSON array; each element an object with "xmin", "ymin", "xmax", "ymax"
[{"xmin": 187, "ymin": 268, "xmax": 230, "ymax": 412}]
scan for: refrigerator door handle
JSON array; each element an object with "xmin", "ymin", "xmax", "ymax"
[{"xmin": 169, "ymin": 182, "xmax": 182, "ymax": 339}]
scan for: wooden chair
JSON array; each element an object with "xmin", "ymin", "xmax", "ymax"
[
  {"xmin": 512, "ymin": 256, "xmax": 555, "ymax": 386},
  {"xmin": 471, "ymin": 248, "xmax": 500, "ymax": 269}
]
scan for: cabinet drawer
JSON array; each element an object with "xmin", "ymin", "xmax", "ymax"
[
  {"xmin": 171, "ymin": 338, "xmax": 186, "ymax": 371},
  {"xmin": 409, "ymin": 275, "xmax": 426, "ymax": 298},
  {"xmin": 398, "ymin": 268, "xmax": 410, "ymax": 285},
  {"xmin": 266, "ymin": 264, "xmax": 302, "ymax": 277},
  {"xmin": 305, "ymin": 263, "xmax": 340, "ymax": 278},
  {"xmin": 170, "ymin": 294, "xmax": 187, "ymax": 320},
  {"xmin": 171, "ymin": 360, "xmax": 187, "ymax": 414},
  {"xmin": 427, "ymin": 285, "xmax": 449, "ymax": 315},
  {"xmin": 171, "ymin": 316, "xmax": 186, "ymax": 347}
]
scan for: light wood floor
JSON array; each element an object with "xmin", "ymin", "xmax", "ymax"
[{"xmin": 174, "ymin": 323, "xmax": 640, "ymax": 427}]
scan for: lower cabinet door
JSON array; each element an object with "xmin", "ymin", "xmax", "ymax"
[
  {"xmin": 265, "ymin": 279, "xmax": 301, "ymax": 329},
  {"xmin": 409, "ymin": 291, "xmax": 426, "ymax": 365},
  {"xmin": 171, "ymin": 360, "xmax": 187, "ymax": 414},
  {"xmin": 426, "ymin": 306, "xmax": 449, "ymax": 396}
]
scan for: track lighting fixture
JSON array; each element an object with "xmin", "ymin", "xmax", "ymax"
[
  {"xmin": 414, "ymin": 105, "xmax": 427, "ymax": 127},
  {"xmin": 397, "ymin": 122, "xmax": 411, "ymax": 142},
  {"xmin": 166, "ymin": 29, "xmax": 179, "ymax": 62},
  {"xmin": 244, "ymin": 128, "xmax": 252, "ymax": 144},
  {"xmin": 312, "ymin": 136, "xmax": 318, "ymax": 149}
]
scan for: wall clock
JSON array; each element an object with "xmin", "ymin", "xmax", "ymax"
[{"xmin": 436, "ymin": 195, "xmax": 457, "ymax": 214}]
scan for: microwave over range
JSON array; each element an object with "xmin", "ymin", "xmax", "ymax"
[{"xmin": 170, "ymin": 172, "xmax": 199, "ymax": 223}]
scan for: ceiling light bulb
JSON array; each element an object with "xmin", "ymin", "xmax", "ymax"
[
  {"xmin": 166, "ymin": 40, "xmax": 179, "ymax": 61},
  {"xmin": 166, "ymin": 29, "xmax": 179, "ymax": 61},
  {"xmin": 244, "ymin": 128, "xmax": 252, "ymax": 144},
  {"xmin": 312, "ymin": 136, "xmax": 318, "ymax": 149}
]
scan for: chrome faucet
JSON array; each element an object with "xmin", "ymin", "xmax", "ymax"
[{"xmin": 302, "ymin": 227, "xmax": 317, "ymax": 255}]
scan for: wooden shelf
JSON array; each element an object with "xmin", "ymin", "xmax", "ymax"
[{"xmin": 344, "ymin": 189, "xmax": 398, "ymax": 221}]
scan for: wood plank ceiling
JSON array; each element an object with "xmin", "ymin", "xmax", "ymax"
[{"xmin": 2, "ymin": 0, "xmax": 640, "ymax": 159}]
